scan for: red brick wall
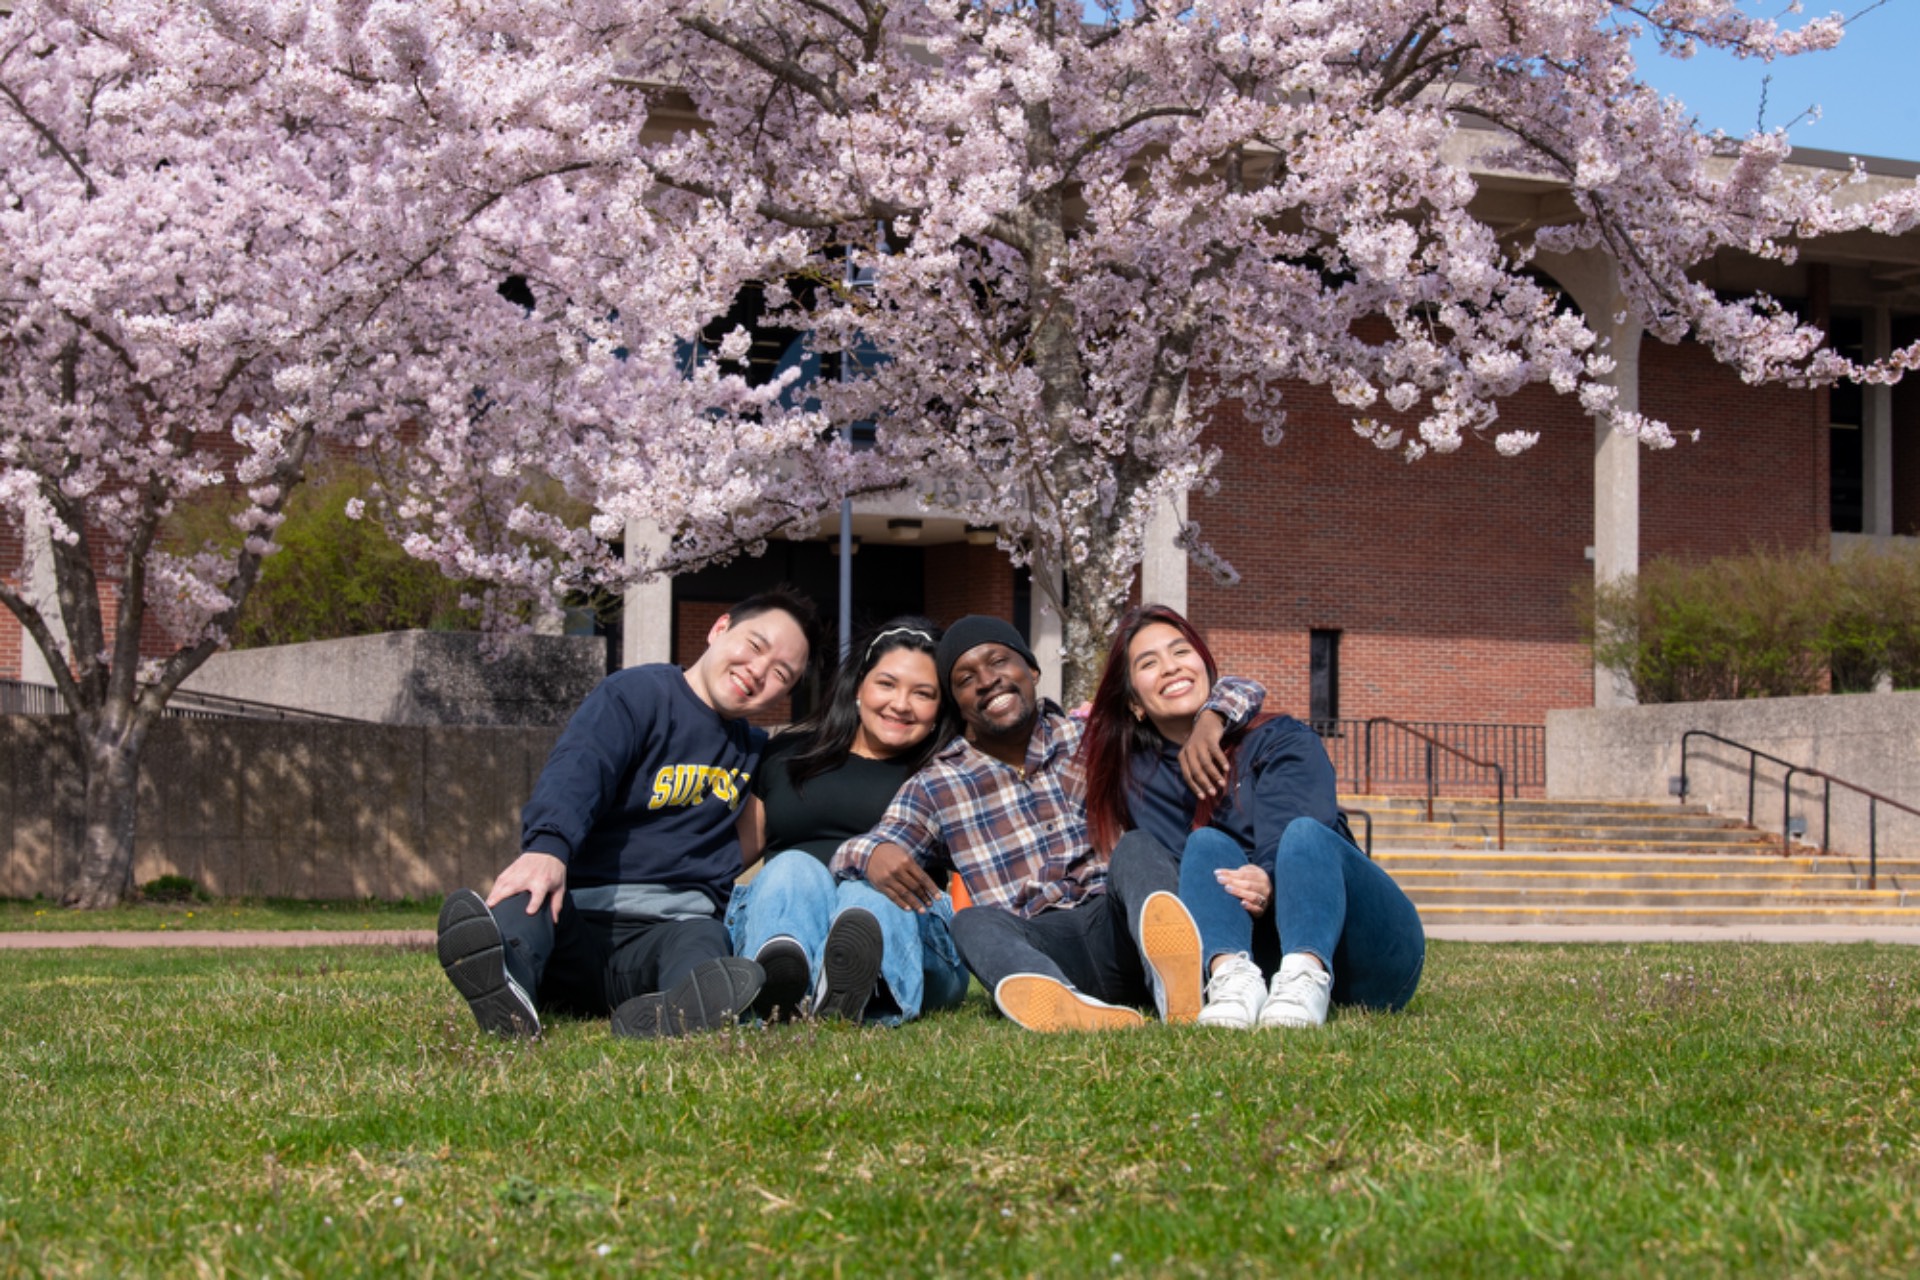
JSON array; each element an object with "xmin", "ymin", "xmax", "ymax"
[
  {"xmin": 1640, "ymin": 339, "xmax": 1828, "ymax": 560},
  {"xmin": 1189, "ymin": 375, "xmax": 1595, "ymax": 726},
  {"xmin": 923, "ymin": 543, "xmax": 1014, "ymax": 625},
  {"xmin": 0, "ymin": 516, "xmax": 24, "ymax": 678}
]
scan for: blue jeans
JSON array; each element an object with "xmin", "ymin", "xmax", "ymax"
[
  {"xmin": 946, "ymin": 829, "xmax": 1177, "ymax": 1006},
  {"xmin": 1177, "ymin": 819, "xmax": 1425, "ymax": 1011},
  {"xmin": 726, "ymin": 850, "xmax": 969, "ymax": 1024}
]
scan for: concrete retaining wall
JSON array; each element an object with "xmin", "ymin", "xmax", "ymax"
[
  {"xmin": 2, "ymin": 716, "xmax": 560, "ymax": 901},
  {"xmin": 181, "ymin": 630, "xmax": 605, "ymax": 726},
  {"xmin": 1547, "ymin": 692, "xmax": 1920, "ymax": 857}
]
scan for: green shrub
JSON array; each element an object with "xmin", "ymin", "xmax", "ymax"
[
  {"xmin": 1590, "ymin": 545, "xmax": 1920, "ymax": 702},
  {"xmin": 1827, "ymin": 546, "xmax": 1920, "ymax": 692},
  {"xmin": 1589, "ymin": 548, "xmax": 1838, "ymax": 703},
  {"xmin": 166, "ymin": 462, "xmax": 484, "ymax": 648},
  {"xmin": 138, "ymin": 874, "xmax": 206, "ymax": 903}
]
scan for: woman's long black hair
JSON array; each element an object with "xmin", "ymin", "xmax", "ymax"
[{"xmin": 783, "ymin": 615, "xmax": 957, "ymax": 788}]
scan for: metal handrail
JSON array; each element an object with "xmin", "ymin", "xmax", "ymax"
[
  {"xmin": 1363, "ymin": 716, "xmax": 1506, "ymax": 849},
  {"xmin": 1678, "ymin": 729, "xmax": 1920, "ymax": 889},
  {"xmin": 1317, "ymin": 717, "xmax": 1543, "ymax": 795},
  {"xmin": 0, "ymin": 678, "xmax": 364, "ymax": 724},
  {"xmin": 1344, "ymin": 807, "xmax": 1373, "ymax": 859}
]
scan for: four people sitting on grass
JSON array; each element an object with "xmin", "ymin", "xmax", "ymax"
[{"xmin": 436, "ymin": 596, "xmax": 1423, "ymax": 1038}]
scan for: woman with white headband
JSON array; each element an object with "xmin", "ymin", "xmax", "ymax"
[{"xmin": 728, "ymin": 616, "xmax": 970, "ymax": 1024}]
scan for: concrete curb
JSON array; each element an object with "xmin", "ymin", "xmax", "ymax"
[{"xmin": 1426, "ymin": 924, "xmax": 1920, "ymax": 945}]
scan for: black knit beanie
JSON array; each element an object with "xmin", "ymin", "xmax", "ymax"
[{"xmin": 935, "ymin": 615, "xmax": 1039, "ymax": 692}]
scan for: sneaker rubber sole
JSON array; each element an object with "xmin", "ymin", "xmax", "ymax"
[
  {"xmin": 1139, "ymin": 891, "xmax": 1203, "ymax": 1025},
  {"xmin": 815, "ymin": 908, "xmax": 883, "ymax": 1021},
  {"xmin": 994, "ymin": 974, "xmax": 1145, "ymax": 1032},
  {"xmin": 751, "ymin": 937, "xmax": 812, "ymax": 1023},
  {"xmin": 437, "ymin": 889, "xmax": 541, "ymax": 1039},
  {"xmin": 610, "ymin": 957, "xmax": 765, "ymax": 1040}
]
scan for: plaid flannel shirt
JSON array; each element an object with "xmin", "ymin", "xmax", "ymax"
[{"xmin": 831, "ymin": 678, "xmax": 1263, "ymax": 918}]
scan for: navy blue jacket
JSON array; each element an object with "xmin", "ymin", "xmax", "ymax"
[
  {"xmin": 1127, "ymin": 714, "xmax": 1353, "ymax": 875},
  {"xmin": 520, "ymin": 664, "xmax": 764, "ymax": 910}
]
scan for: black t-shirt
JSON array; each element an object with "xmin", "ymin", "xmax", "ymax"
[{"xmin": 754, "ymin": 732, "xmax": 922, "ymax": 865}]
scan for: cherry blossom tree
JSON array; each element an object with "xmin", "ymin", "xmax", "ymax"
[
  {"xmin": 10, "ymin": 1, "xmax": 1920, "ymax": 905},
  {"xmin": 393, "ymin": 0, "xmax": 1920, "ymax": 707},
  {"xmin": 0, "ymin": 0, "xmax": 671, "ymax": 906}
]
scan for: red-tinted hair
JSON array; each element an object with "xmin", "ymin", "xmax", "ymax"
[{"xmin": 1079, "ymin": 605, "xmax": 1220, "ymax": 855}]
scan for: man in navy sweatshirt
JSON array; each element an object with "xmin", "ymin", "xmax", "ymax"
[{"xmin": 436, "ymin": 588, "xmax": 820, "ymax": 1040}]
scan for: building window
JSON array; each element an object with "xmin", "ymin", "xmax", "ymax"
[{"xmin": 1309, "ymin": 629, "xmax": 1340, "ymax": 725}]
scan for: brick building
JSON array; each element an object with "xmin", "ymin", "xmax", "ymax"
[
  {"xmin": 625, "ymin": 145, "xmax": 1920, "ymax": 736},
  {"xmin": 9, "ymin": 145, "xmax": 1920, "ymax": 740}
]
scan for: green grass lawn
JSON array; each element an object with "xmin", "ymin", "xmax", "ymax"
[
  {"xmin": 0, "ymin": 898, "xmax": 439, "ymax": 933},
  {"xmin": 2, "ymin": 941, "xmax": 1917, "ymax": 1277}
]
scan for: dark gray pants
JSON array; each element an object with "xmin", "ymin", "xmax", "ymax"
[
  {"xmin": 490, "ymin": 891, "xmax": 731, "ymax": 1018},
  {"xmin": 947, "ymin": 831, "xmax": 1177, "ymax": 1007}
]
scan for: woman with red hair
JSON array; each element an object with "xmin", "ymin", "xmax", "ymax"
[{"xmin": 1080, "ymin": 605, "xmax": 1424, "ymax": 1029}]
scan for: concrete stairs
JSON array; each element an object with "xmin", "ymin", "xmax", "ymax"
[{"xmin": 1344, "ymin": 795, "xmax": 1920, "ymax": 927}]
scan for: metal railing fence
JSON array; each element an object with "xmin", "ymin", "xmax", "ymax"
[
  {"xmin": 1311, "ymin": 717, "xmax": 1544, "ymax": 796},
  {"xmin": 1678, "ymin": 729, "xmax": 1920, "ymax": 889},
  {"xmin": 0, "ymin": 679, "xmax": 362, "ymax": 724}
]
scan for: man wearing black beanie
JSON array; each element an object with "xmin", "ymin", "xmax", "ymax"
[{"xmin": 832, "ymin": 613, "xmax": 1267, "ymax": 1031}]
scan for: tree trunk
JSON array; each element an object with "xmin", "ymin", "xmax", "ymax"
[{"xmin": 61, "ymin": 713, "xmax": 149, "ymax": 909}]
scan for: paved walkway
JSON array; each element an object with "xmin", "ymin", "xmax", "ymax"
[
  {"xmin": 6, "ymin": 924, "xmax": 1920, "ymax": 949},
  {"xmin": 0, "ymin": 929, "xmax": 434, "ymax": 950}
]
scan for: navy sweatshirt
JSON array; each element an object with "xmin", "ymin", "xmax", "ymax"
[
  {"xmin": 519, "ymin": 664, "xmax": 764, "ymax": 910},
  {"xmin": 1127, "ymin": 714, "xmax": 1353, "ymax": 876}
]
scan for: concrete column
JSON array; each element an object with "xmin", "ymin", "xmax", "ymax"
[
  {"xmin": 1029, "ymin": 558, "xmax": 1065, "ymax": 705},
  {"xmin": 19, "ymin": 517, "xmax": 62, "ymax": 686},
  {"xmin": 1865, "ymin": 305, "xmax": 1894, "ymax": 537},
  {"xmin": 620, "ymin": 519, "xmax": 675, "ymax": 669},
  {"xmin": 1139, "ymin": 488, "xmax": 1190, "ymax": 615},
  {"xmin": 1536, "ymin": 249, "xmax": 1644, "ymax": 708}
]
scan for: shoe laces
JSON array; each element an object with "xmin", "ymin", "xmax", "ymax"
[
  {"xmin": 1207, "ymin": 957, "xmax": 1265, "ymax": 1004},
  {"xmin": 1272, "ymin": 963, "xmax": 1326, "ymax": 1002}
]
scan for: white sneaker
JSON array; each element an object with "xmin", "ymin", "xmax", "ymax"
[
  {"xmin": 1258, "ymin": 953, "xmax": 1331, "ymax": 1028},
  {"xmin": 1196, "ymin": 953, "xmax": 1267, "ymax": 1029}
]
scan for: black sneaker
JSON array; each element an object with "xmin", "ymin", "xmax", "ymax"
[
  {"xmin": 752, "ymin": 936, "xmax": 811, "ymax": 1023},
  {"xmin": 813, "ymin": 908, "xmax": 883, "ymax": 1022},
  {"xmin": 610, "ymin": 957, "xmax": 765, "ymax": 1040},
  {"xmin": 437, "ymin": 889, "xmax": 541, "ymax": 1038}
]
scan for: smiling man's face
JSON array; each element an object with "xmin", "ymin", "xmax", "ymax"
[
  {"xmin": 946, "ymin": 641, "xmax": 1040, "ymax": 743},
  {"xmin": 687, "ymin": 608, "xmax": 809, "ymax": 718}
]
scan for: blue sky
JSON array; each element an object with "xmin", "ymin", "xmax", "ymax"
[{"xmin": 1627, "ymin": 1, "xmax": 1918, "ymax": 162}]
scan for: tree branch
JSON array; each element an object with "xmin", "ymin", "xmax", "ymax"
[
  {"xmin": 0, "ymin": 75, "xmax": 99, "ymax": 198},
  {"xmin": 678, "ymin": 14, "xmax": 847, "ymax": 115}
]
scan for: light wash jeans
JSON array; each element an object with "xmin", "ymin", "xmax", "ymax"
[
  {"xmin": 1176, "ymin": 818, "xmax": 1425, "ymax": 1011},
  {"xmin": 726, "ymin": 850, "xmax": 969, "ymax": 1025}
]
